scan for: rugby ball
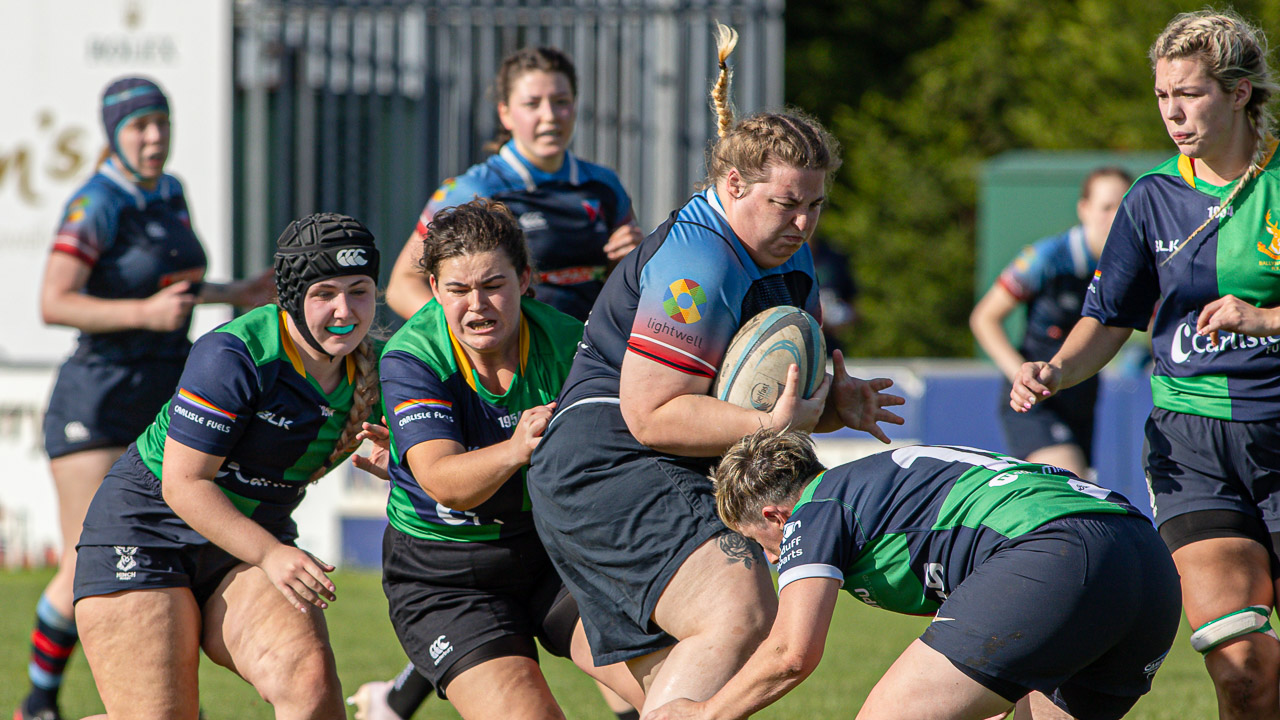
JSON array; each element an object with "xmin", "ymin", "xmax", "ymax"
[{"xmin": 712, "ymin": 306, "xmax": 826, "ymax": 412}]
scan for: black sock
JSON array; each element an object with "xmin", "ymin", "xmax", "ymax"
[
  {"xmin": 615, "ymin": 711, "xmax": 640, "ymax": 720},
  {"xmin": 386, "ymin": 662, "xmax": 434, "ymax": 718}
]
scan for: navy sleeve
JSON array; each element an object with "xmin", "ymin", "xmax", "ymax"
[
  {"xmin": 381, "ymin": 349, "xmax": 463, "ymax": 463},
  {"xmin": 1082, "ymin": 195, "xmax": 1161, "ymax": 329},
  {"xmin": 776, "ymin": 498, "xmax": 857, "ymax": 592},
  {"xmin": 52, "ymin": 185, "xmax": 117, "ymax": 267},
  {"xmin": 165, "ymin": 332, "xmax": 259, "ymax": 457}
]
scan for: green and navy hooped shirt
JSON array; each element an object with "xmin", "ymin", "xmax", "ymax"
[
  {"xmin": 1083, "ymin": 142, "xmax": 1280, "ymax": 421},
  {"xmin": 134, "ymin": 304, "xmax": 364, "ymax": 528},
  {"xmin": 380, "ymin": 296, "xmax": 583, "ymax": 542},
  {"xmin": 776, "ymin": 446, "xmax": 1141, "ymax": 616}
]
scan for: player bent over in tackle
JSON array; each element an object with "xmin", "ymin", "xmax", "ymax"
[{"xmin": 644, "ymin": 429, "xmax": 1181, "ymax": 720}]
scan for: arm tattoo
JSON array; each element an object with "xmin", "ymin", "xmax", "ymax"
[{"xmin": 718, "ymin": 531, "xmax": 762, "ymax": 569}]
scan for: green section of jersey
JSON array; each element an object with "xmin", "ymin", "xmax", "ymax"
[
  {"xmin": 381, "ymin": 296, "xmax": 583, "ymax": 541},
  {"xmin": 1151, "ymin": 374, "xmax": 1232, "ymax": 420},
  {"xmin": 933, "ymin": 464, "xmax": 1131, "ymax": 538},
  {"xmin": 842, "ymin": 533, "xmax": 931, "ymax": 614}
]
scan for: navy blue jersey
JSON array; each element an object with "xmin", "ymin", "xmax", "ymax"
[
  {"xmin": 777, "ymin": 446, "xmax": 1142, "ymax": 615},
  {"xmin": 1083, "ymin": 146, "xmax": 1280, "ymax": 421},
  {"xmin": 417, "ymin": 142, "xmax": 635, "ymax": 321},
  {"xmin": 53, "ymin": 161, "xmax": 207, "ymax": 362},
  {"xmin": 556, "ymin": 189, "xmax": 822, "ymax": 410},
  {"xmin": 997, "ymin": 226, "xmax": 1096, "ymax": 362},
  {"xmin": 132, "ymin": 305, "xmax": 364, "ymax": 530},
  {"xmin": 379, "ymin": 297, "xmax": 582, "ymax": 541}
]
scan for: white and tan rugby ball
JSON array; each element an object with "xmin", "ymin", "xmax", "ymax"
[{"xmin": 712, "ymin": 306, "xmax": 826, "ymax": 413}]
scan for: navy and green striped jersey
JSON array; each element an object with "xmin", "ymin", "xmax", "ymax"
[
  {"xmin": 135, "ymin": 304, "xmax": 363, "ymax": 528},
  {"xmin": 1083, "ymin": 143, "xmax": 1280, "ymax": 421},
  {"xmin": 380, "ymin": 296, "xmax": 583, "ymax": 542},
  {"xmin": 776, "ymin": 445, "xmax": 1141, "ymax": 616}
]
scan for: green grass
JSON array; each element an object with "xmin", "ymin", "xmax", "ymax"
[{"xmin": 1, "ymin": 568, "xmax": 1215, "ymax": 718}]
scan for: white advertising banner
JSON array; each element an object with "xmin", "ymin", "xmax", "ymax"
[
  {"xmin": 0, "ymin": 0, "xmax": 234, "ymax": 365},
  {"xmin": 0, "ymin": 0, "xmax": 232, "ymax": 562}
]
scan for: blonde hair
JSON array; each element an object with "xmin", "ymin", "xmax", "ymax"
[
  {"xmin": 713, "ymin": 427, "xmax": 825, "ymax": 529},
  {"xmin": 309, "ymin": 335, "xmax": 380, "ymax": 483},
  {"xmin": 1150, "ymin": 9, "xmax": 1278, "ymax": 264},
  {"xmin": 703, "ymin": 23, "xmax": 842, "ymax": 190}
]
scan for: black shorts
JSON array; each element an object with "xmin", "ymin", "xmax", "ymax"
[
  {"xmin": 921, "ymin": 514, "xmax": 1181, "ymax": 720},
  {"xmin": 43, "ymin": 356, "xmax": 183, "ymax": 458},
  {"xmin": 381, "ymin": 526, "xmax": 576, "ymax": 693},
  {"xmin": 527, "ymin": 401, "xmax": 729, "ymax": 666},
  {"xmin": 997, "ymin": 376, "xmax": 1098, "ymax": 462},
  {"xmin": 74, "ymin": 448, "xmax": 295, "ymax": 606},
  {"xmin": 1144, "ymin": 408, "xmax": 1280, "ymax": 531}
]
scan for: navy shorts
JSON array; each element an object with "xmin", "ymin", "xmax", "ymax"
[
  {"xmin": 43, "ymin": 356, "xmax": 183, "ymax": 458},
  {"xmin": 1144, "ymin": 408, "xmax": 1280, "ymax": 531},
  {"xmin": 382, "ymin": 526, "xmax": 576, "ymax": 693},
  {"xmin": 74, "ymin": 448, "xmax": 295, "ymax": 606},
  {"xmin": 921, "ymin": 513, "xmax": 1181, "ymax": 720},
  {"xmin": 527, "ymin": 401, "xmax": 729, "ymax": 666},
  {"xmin": 998, "ymin": 376, "xmax": 1098, "ymax": 462}
]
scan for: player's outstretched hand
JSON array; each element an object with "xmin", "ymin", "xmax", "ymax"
[
  {"xmin": 1197, "ymin": 294, "xmax": 1280, "ymax": 345},
  {"xmin": 351, "ymin": 419, "xmax": 391, "ymax": 480},
  {"xmin": 641, "ymin": 698, "xmax": 707, "ymax": 720},
  {"xmin": 769, "ymin": 363, "xmax": 830, "ymax": 433},
  {"xmin": 829, "ymin": 349, "xmax": 905, "ymax": 444},
  {"xmin": 1010, "ymin": 361, "xmax": 1060, "ymax": 412},
  {"xmin": 510, "ymin": 402, "xmax": 556, "ymax": 465},
  {"xmin": 261, "ymin": 544, "xmax": 336, "ymax": 613}
]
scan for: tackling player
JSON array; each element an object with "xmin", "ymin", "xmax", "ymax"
[{"xmin": 644, "ymin": 428, "xmax": 1180, "ymax": 720}]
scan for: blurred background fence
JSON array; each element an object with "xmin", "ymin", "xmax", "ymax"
[{"xmin": 232, "ymin": 0, "xmax": 784, "ymax": 290}]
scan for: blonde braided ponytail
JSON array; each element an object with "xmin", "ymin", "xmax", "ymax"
[
  {"xmin": 712, "ymin": 23, "xmax": 739, "ymax": 139},
  {"xmin": 309, "ymin": 335, "xmax": 380, "ymax": 483}
]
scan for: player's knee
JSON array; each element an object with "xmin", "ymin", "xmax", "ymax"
[
  {"xmin": 1206, "ymin": 636, "xmax": 1280, "ymax": 714},
  {"xmin": 252, "ymin": 638, "xmax": 340, "ymax": 710}
]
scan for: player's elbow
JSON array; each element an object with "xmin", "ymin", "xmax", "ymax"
[
  {"xmin": 774, "ymin": 645, "xmax": 821, "ymax": 682},
  {"xmin": 619, "ymin": 400, "xmax": 661, "ymax": 448}
]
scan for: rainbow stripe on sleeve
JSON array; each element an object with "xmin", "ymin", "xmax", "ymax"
[
  {"xmin": 176, "ymin": 389, "xmax": 238, "ymax": 420},
  {"xmin": 393, "ymin": 399, "xmax": 453, "ymax": 415}
]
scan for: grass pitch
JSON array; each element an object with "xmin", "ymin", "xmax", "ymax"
[{"xmin": 1, "ymin": 567, "xmax": 1214, "ymax": 718}]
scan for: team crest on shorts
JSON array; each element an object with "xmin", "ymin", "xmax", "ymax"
[
  {"xmin": 663, "ymin": 279, "xmax": 706, "ymax": 324},
  {"xmin": 63, "ymin": 421, "xmax": 90, "ymax": 443},
  {"xmin": 114, "ymin": 546, "xmax": 139, "ymax": 581},
  {"xmin": 429, "ymin": 634, "xmax": 453, "ymax": 665}
]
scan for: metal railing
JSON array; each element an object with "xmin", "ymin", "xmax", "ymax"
[{"xmin": 233, "ymin": 0, "xmax": 785, "ymax": 287}]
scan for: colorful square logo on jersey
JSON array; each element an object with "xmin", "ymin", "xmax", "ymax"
[
  {"xmin": 663, "ymin": 279, "xmax": 706, "ymax": 324},
  {"xmin": 581, "ymin": 199, "xmax": 601, "ymax": 222},
  {"xmin": 65, "ymin": 196, "xmax": 90, "ymax": 224},
  {"xmin": 1260, "ymin": 210, "xmax": 1280, "ymax": 264},
  {"xmin": 431, "ymin": 178, "xmax": 457, "ymax": 203}
]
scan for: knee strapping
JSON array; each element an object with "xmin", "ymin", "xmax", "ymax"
[{"xmin": 1190, "ymin": 605, "xmax": 1278, "ymax": 654}]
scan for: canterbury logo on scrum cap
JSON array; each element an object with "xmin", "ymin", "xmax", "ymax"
[{"xmin": 335, "ymin": 248, "xmax": 368, "ymax": 266}]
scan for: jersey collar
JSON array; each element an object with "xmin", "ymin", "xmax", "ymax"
[
  {"xmin": 278, "ymin": 310, "xmax": 356, "ymax": 386},
  {"xmin": 100, "ymin": 158, "xmax": 173, "ymax": 211},
  {"xmin": 498, "ymin": 142, "xmax": 580, "ymax": 192},
  {"xmin": 1177, "ymin": 135, "xmax": 1280, "ymax": 189},
  {"xmin": 445, "ymin": 310, "xmax": 530, "ymax": 394}
]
